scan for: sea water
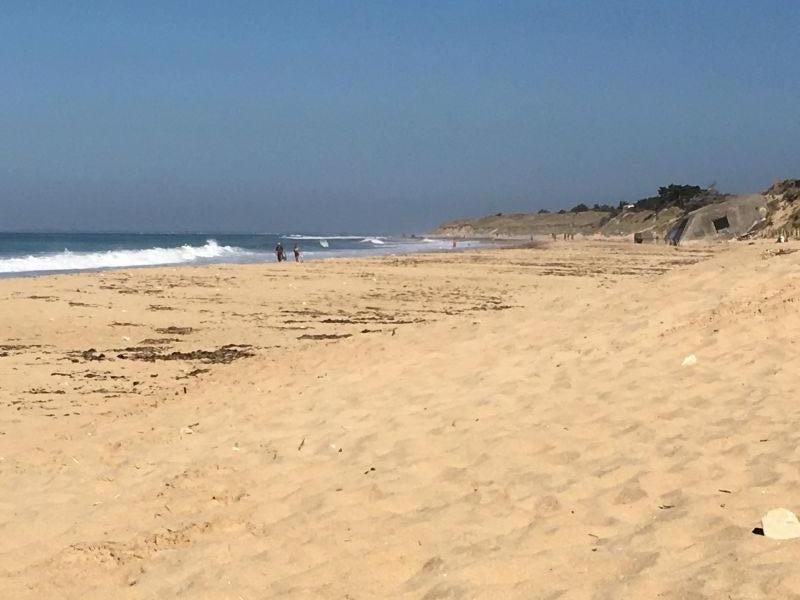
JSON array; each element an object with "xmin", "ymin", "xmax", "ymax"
[{"xmin": 0, "ymin": 232, "xmax": 476, "ymax": 276}]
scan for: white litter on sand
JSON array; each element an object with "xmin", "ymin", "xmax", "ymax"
[{"xmin": 762, "ymin": 508, "xmax": 800, "ymax": 540}]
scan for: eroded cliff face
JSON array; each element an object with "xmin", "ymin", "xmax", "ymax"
[
  {"xmin": 432, "ymin": 207, "xmax": 684, "ymax": 239},
  {"xmin": 761, "ymin": 180, "xmax": 800, "ymax": 237},
  {"xmin": 433, "ymin": 211, "xmax": 609, "ymax": 238}
]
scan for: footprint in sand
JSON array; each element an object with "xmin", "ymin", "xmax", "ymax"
[{"xmin": 614, "ymin": 482, "xmax": 648, "ymax": 505}]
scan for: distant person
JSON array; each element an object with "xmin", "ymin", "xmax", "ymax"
[
  {"xmin": 293, "ymin": 244, "xmax": 301, "ymax": 262},
  {"xmin": 275, "ymin": 242, "xmax": 285, "ymax": 262},
  {"xmin": 452, "ymin": 239, "xmax": 457, "ymax": 249}
]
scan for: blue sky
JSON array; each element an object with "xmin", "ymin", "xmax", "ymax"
[{"xmin": 1, "ymin": 1, "xmax": 798, "ymax": 233}]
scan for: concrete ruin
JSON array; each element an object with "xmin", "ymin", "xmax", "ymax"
[{"xmin": 666, "ymin": 195, "xmax": 768, "ymax": 246}]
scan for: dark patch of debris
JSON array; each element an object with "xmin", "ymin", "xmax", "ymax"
[
  {"xmin": 155, "ymin": 326, "xmax": 194, "ymax": 335},
  {"xmin": 0, "ymin": 343, "xmax": 42, "ymax": 357},
  {"xmin": 178, "ymin": 368, "xmax": 211, "ymax": 379},
  {"xmin": 69, "ymin": 344, "xmax": 254, "ymax": 364},
  {"xmin": 70, "ymin": 349, "xmax": 107, "ymax": 362},
  {"xmin": 139, "ymin": 338, "xmax": 180, "ymax": 345},
  {"xmin": 116, "ymin": 344, "xmax": 254, "ymax": 364}
]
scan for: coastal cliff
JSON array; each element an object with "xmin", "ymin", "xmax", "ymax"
[
  {"xmin": 432, "ymin": 207, "xmax": 683, "ymax": 239},
  {"xmin": 432, "ymin": 180, "xmax": 800, "ymax": 241}
]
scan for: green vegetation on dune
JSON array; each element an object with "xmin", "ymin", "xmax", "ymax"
[{"xmin": 565, "ymin": 184, "xmax": 714, "ymax": 216}]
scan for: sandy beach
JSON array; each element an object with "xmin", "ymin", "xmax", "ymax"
[{"xmin": 3, "ymin": 239, "xmax": 800, "ymax": 598}]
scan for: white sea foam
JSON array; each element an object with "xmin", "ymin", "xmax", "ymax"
[
  {"xmin": 0, "ymin": 240, "xmax": 246, "ymax": 274},
  {"xmin": 360, "ymin": 237, "xmax": 386, "ymax": 245}
]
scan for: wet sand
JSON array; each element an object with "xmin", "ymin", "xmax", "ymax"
[{"xmin": 2, "ymin": 240, "xmax": 800, "ymax": 598}]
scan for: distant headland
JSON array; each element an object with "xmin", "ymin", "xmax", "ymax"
[{"xmin": 432, "ymin": 179, "xmax": 800, "ymax": 245}]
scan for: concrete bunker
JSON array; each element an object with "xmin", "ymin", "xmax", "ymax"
[{"xmin": 668, "ymin": 195, "xmax": 767, "ymax": 246}]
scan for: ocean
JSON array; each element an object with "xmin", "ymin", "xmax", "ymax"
[{"xmin": 0, "ymin": 232, "xmax": 471, "ymax": 277}]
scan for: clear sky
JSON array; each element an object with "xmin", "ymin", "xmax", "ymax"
[{"xmin": 2, "ymin": 1, "xmax": 798, "ymax": 233}]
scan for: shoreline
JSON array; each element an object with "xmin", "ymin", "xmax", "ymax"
[
  {"xmin": 0, "ymin": 230, "xmax": 727, "ymax": 280},
  {"xmin": 0, "ymin": 236, "xmax": 491, "ymax": 280}
]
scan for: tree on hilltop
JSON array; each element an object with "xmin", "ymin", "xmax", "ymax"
[{"xmin": 633, "ymin": 184, "xmax": 708, "ymax": 212}]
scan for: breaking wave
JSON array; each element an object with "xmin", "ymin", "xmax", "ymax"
[
  {"xmin": 360, "ymin": 237, "xmax": 386, "ymax": 245},
  {"xmin": 0, "ymin": 240, "xmax": 246, "ymax": 274}
]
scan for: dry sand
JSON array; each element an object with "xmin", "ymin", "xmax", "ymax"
[{"xmin": 2, "ymin": 240, "xmax": 800, "ymax": 598}]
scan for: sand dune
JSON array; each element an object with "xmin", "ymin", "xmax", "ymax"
[{"xmin": 2, "ymin": 240, "xmax": 800, "ymax": 598}]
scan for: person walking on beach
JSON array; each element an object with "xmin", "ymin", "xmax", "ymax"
[
  {"xmin": 275, "ymin": 242, "xmax": 285, "ymax": 262},
  {"xmin": 293, "ymin": 244, "xmax": 301, "ymax": 262}
]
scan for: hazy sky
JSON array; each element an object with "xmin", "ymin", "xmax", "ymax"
[{"xmin": 2, "ymin": 1, "xmax": 799, "ymax": 233}]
